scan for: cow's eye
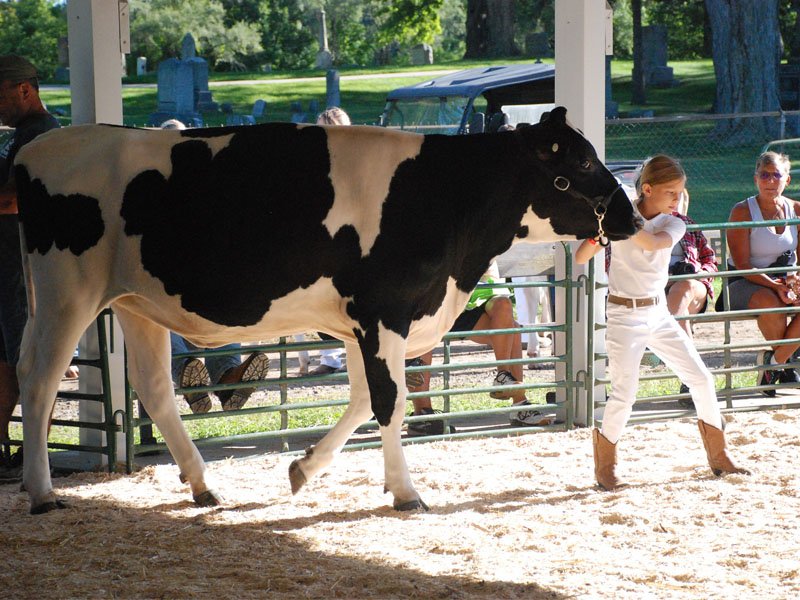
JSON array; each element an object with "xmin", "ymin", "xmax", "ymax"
[{"xmin": 580, "ymin": 159, "xmax": 592, "ymax": 169}]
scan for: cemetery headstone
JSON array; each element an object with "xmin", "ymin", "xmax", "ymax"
[
  {"xmin": 252, "ymin": 99, "xmax": 267, "ymax": 120},
  {"xmin": 642, "ymin": 25, "xmax": 674, "ymax": 87},
  {"xmin": 148, "ymin": 32, "xmax": 217, "ymax": 126},
  {"xmin": 410, "ymin": 44, "xmax": 434, "ymax": 65},
  {"xmin": 315, "ymin": 9, "xmax": 333, "ymax": 70},
  {"xmin": 525, "ymin": 32, "xmax": 553, "ymax": 59},
  {"xmin": 326, "ymin": 70, "xmax": 340, "ymax": 109}
]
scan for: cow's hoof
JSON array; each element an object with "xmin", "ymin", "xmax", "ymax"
[
  {"xmin": 193, "ymin": 490, "xmax": 222, "ymax": 507},
  {"xmin": 288, "ymin": 459, "xmax": 307, "ymax": 495},
  {"xmin": 393, "ymin": 497, "xmax": 430, "ymax": 511},
  {"xmin": 30, "ymin": 499, "xmax": 69, "ymax": 515}
]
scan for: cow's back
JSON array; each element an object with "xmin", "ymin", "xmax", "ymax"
[{"xmin": 14, "ymin": 123, "xmax": 435, "ymax": 342}]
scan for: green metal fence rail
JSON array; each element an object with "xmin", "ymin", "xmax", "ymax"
[
  {"xmin": 9, "ymin": 309, "xmax": 121, "ymax": 467},
  {"xmin": 119, "ymin": 243, "xmax": 578, "ymax": 469}
]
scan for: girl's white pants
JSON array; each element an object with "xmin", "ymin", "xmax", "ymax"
[{"xmin": 602, "ymin": 302, "xmax": 722, "ymax": 444}]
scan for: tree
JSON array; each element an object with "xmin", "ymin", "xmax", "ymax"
[
  {"xmin": 705, "ymin": 0, "xmax": 781, "ymax": 142},
  {"xmin": 464, "ymin": 0, "xmax": 520, "ymax": 58},
  {"xmin": 257, "ymin": 0, "xmax": 317, "ymax": 69},
  {"xmin": 378, "ymin": 0, "xmax": 444, "ymax": 47},
  {"xmin": 0, "ymin": 0, "xmax": 66, "ymax": 79},
  {"xmin": 130, "ymin": 0, "xmax": 262, "ymax": 70}
]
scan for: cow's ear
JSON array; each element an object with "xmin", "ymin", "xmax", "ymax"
[{"xmin": 546, "ymin": 106, "xmax": 567, "ymax": 125}]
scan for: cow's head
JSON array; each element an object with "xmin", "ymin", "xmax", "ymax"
[{"xmin": 516, "ymin": 106, "xmax": 642, "ymax": 243}]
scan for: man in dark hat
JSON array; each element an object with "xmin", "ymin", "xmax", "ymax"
[{"xmin": 0, "ymin": 54, "xmax": 60, "ymax": 480}]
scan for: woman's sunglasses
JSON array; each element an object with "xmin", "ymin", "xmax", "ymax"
[{"xmin": 758, "ymin": 171, "xmax": 786, "ymax": 181}]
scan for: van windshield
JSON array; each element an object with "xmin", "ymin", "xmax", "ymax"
[{"xmin": 381, "ymin": 96, "xmax": 474, "ymax": 134}]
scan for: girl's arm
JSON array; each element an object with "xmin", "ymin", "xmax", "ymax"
[
  {"xmin": 575, "ymin": 238, "xmax": 604, "ymax": 264},
  {"xmin": 630, "ymin": 228, "xmax": 674, "ymax": 251}
]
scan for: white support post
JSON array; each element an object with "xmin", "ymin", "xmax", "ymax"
[
  {"xmin": 67, "ymin": 0, "xmax": 125, "ymax": 125},
  {"xmin": 67, "ymin": 0, "xmax": 128, "ymax": 466},
  {"xmin": 554, "ymin": 0, "xmax": 608, "ymax": 426}
]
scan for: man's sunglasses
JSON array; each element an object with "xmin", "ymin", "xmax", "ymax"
[{"xmin": 758, "ymin": 171, "xmax": 786, "ymax": 181}]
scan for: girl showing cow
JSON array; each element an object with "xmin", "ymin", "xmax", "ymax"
[{"xmin": 576, "ymin": 155, "xmax": 749, "ymax": 490}]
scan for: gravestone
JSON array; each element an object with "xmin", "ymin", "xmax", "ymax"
[
  {"xmin": 525, "ymin": 32, "xmax": 553, "ymax": 59},
  {"xmin": 290, "ymin": 101, "xmax": 306, "ymax": 124},
  {"xmin": 642, "ymin": 25, "xmax": 674, "ymax": 87},
  {"xmin": 326, "ymin": 70, "xmax": 340, "ymax": 109},
  {"xmin": 252, "ymin": 99, "xmax": 267, "ymax": 119},
  {"xmin": 148, "ymin": 33, "xmax": 217, "ymax": 126},
  {"xmin": 410, "ymin": 44, "xmax": 434, "ymax": 65},
  {"xmin": 315, "ymin": 9, "xmax": 333, "ymax": 70}
]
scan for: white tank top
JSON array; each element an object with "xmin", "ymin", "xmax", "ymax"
[{"xmin": 746, "ymin": 196, "xmax": 798, "ymax": 268}]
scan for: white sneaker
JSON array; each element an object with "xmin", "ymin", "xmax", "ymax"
[
  {"xmin": 490, "ymin": 370, "xmax": 520, "ymax": 399},
  {"xmin": 510, "ymin": 401, "xmax": 555, "ymax": 426}
]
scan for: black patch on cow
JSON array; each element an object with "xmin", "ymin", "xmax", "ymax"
[
  {"xmin": 516, "ymin": 225, "xmax": 529, "ymax": 239},
  {"xmin": 119, "ymin": 118, "xmax": 635, "ymax": 334},
  {"xmin": 336, "ymin": 133, "xmax": 534, "ymax": 336},
  {"xmin": 121, "ymin": 123, "xmax": 362, "ymax": 326},
  {"xmin": 15, "ymin": 166, "xmax": 105, "ymax": 256},
  {"xmin": 355, "ymin": 327, "xmax": 398, "ymax": 426}
]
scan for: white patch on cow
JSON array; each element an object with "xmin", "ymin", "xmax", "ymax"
[
  {"xmin": 518, "ymin": 206, "xmax": 577, "ymax": 243},
  {"xmin": 406, "ymin": 277, "xmax": 470, "ymax": 357},
  {"xmin": 321, "ymin": 126, "xmax": 424, "ymax": 256}
]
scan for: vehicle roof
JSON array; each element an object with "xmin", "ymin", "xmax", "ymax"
[{"xmin": 386, "ymin": 63, "xmax": 555, "ymax": 102}]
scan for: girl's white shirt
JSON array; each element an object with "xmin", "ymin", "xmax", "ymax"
[{"xmin": 608, "ymin": 212, "xmax": 685, "ymax": 299}]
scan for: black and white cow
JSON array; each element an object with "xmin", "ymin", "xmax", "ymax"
[{"xmin": 15, "ymin": 107, "xmax": 640, "ymax": 514}]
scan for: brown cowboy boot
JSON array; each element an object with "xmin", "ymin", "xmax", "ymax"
[
  {"xmin": 697, "ymin": 420, "xmax": 750, "ymax": 476},
  {"xmin": 593, "ymin": 428, "xmax": 620, "ymax": 490}
]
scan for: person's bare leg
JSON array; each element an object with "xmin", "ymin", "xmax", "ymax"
[
  {"xmin": 409, "ymin": 351, "xmax": 433, "ymax": 414},
  {"xmin": 468, "ymin": 298, "xmax": 526, "ymax": 402},
  {"xmin": 750, "ymin": 288, "xmax": 793, "ymax": 361},
  {"xmin": 666, "ymin": 280, "xmax": 707, "ymax": 338}
]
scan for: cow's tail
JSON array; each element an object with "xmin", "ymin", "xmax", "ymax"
[{"xmin": 19, "ymin": 224, "xmax": 36, "ymax": 319}]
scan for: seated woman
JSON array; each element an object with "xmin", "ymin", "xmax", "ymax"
[{"xmin": 726, "ymin": 151, "xmax": 800, "ymax": 396}]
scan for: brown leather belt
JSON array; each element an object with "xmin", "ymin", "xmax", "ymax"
[{"xmin": 607, "ymin": 294, "xmax": 660, "ymax": 309}]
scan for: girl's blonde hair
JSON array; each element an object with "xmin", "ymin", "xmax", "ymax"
[
  {"xmin": 635, "ymin": 154, "xmax": 686, "ymax": 197},
  {"xmin": 316, "ymin": 107, "xmax": 351, "ymax": 126},
  {"xmin": 755, "ymin": 151, "xmax": 791, "ymax": 175}
]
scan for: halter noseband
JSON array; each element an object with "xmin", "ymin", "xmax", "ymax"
[{"xmin": 547, "ymin": 171, "xmax": 621, "ymax": 246}]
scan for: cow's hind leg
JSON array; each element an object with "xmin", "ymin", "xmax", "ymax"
[
  {"xmin": 19, "ymin": 306, "xmax": 94, "ymax": 514},
  {"xmin": 289, "ymin": 341, "xmax": 375, "ymax": 494},
  {"xmin": 113, "ymin": 305, "xmax": 221, "ymax": 507}
]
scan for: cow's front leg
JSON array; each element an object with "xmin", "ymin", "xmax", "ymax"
[
  {"xmin": 113, "ymin": 306, "xmax": 220, "ymax": 507},
  {"xmin": 361, "ymin": 324, "xmax": 426, "ymax": 511},
  {"xmin": 289, "ymin": 341, "xmax": 374, "ymax": 492}
]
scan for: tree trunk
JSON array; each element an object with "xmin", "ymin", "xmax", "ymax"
[
  {"xmin": 705, "ymin": 0, "xmax": 781, "ymax": 144},
  {"xmin": 465, "ymin": 0, "xmax": 518, "ymax": 58},
  {"xmin": 631, "ymin": 0, "xmax": 646, "ymax": 105}
]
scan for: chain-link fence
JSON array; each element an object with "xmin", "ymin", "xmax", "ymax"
[{"xmin": 605, "ymin": 110, "xmax": 800, "ymax": 224}]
